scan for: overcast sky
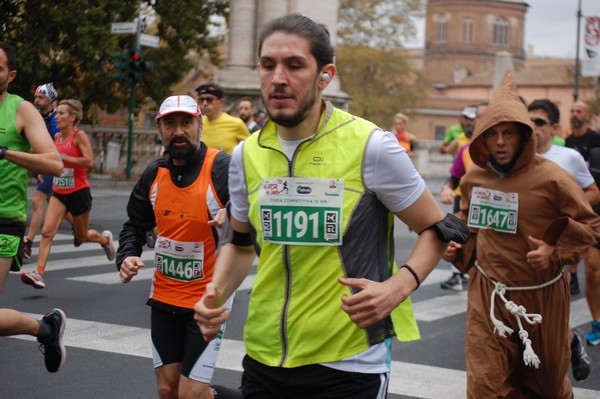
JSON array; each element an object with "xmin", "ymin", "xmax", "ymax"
[{"xmin": 405, "ymin": 0, "xmax": 600, "ymax": 59}]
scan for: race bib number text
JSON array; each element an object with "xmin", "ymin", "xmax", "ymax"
[
  {"xmin": 154, "ymin": 237, "xmax": 205, "ymax": 281},
  {"xmin": 468, "ymin": 187, "xmax": 518, "ymax": 234},
  {"xmin": 53, "ymin": 168, "xmax": 75, "ymax": 188},
  {"xmin": 259, "ymin": 177, "xmax": 343, "ymax": 245}
]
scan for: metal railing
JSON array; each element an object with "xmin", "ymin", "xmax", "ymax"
[
  {"xmin": 81, "ymin": 125, "xmax": 454, "ymax": 180},
  {"xmin": 80, "ymin": 124, "xmax": 161, "ymax": 179}
]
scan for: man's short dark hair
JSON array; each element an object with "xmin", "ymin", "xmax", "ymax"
[
  {"xmin": 238, "ymin": 97, "xmax": 254, "ymax": 106},
  {"xmin": 528, "ymin": 99, "xmax": 560, "ymax": 124},
  {"xmin": 258, "ymin": 13, "xmax": 335, "ymax": 70},
  {"xmin": 0, "ymin": 41, "xmax": 17, "ymax": 71}
]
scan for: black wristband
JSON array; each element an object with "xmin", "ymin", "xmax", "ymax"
[
  {"xmin": 400, "ymin": 264, "xmax": 421, "ymax": 290},
  {"xmin": 0, "ymin": 146, "xmax": 7, "ymax": 160},
  {"xmin": 231, "ymin": 229, "xmax": 252, "ymax": 246}
]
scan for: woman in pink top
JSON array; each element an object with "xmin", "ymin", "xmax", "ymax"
[{"xmin": 21, "ymin": 99, "xmax": 116, "ymax": 289}]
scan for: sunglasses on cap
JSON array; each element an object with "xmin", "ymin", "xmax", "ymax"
[
  {"xmin": 198, "ymin": 96, "xmax": 217, "ymax": 104},
  {"xmin": 531, "ymin": 117, "xmax": 551, "ymax": 127}
]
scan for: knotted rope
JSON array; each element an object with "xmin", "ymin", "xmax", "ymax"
[{"xmin": 476, "ymin": 263, "xmax": 563, "ymax": 368}]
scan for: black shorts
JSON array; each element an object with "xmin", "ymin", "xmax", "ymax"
[
  {"xmin": 52, "ymin": 187, "xmax": 92, "ymax": 216},
  {"xmin": 150, "ymin": 306, "xmax": 209, "ymax": 380},
  {"xmin": 241, "ymin": 355, "xmax": 389, "ymax": 399}
]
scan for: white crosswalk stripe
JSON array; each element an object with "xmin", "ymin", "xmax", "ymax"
[
  {"xmin": 27, "ymin": 238, "xmax": 596, "ymax": 326},
  {"xmin": 13, "ymin": 313, "xmax": 599, "ymax": 399},
  {"xmin": 16, "ymin": 237, "xmax": 599, "ymax": 398}
]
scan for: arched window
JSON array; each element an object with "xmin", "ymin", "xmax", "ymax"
[
  {"xmin": 463, "ymin": 18, "xmax": 473, "ymax": 43},
  {"xmin": 493, "ymin": 17, "xmax": 509, "ymax": 46},
  {"xmin": 436, "ymin": 16, "xmax": 448, "ymax": 43}
]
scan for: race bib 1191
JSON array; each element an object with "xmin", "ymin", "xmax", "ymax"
[{"xmin": 258, "ymin": 177, "xmax": 343, "ymax": 245}]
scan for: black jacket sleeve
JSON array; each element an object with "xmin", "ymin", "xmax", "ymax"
[
  {"xmin": 115, "ymin": 160, "xmax": 160, "ymax": 269},
  {"xmin": 212, "ymin": 150, "xmax": 231, "ymax": 206}
]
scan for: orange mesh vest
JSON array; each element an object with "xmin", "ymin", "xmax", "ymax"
[{"xmin": 149, "ymin": 148, "xmax": 223, "ymax": 308}]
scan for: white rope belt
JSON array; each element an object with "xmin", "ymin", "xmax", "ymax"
[{"xmin": 475, "ymin": 263, "xmax": 563, "ymax": 369}]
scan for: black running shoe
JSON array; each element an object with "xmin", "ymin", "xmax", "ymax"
[
  {"xmin": 72, "ymin": 227, "xmax": 82, "ymax": 247},
  {"xmin": 37, "ymin": 308, "xmax": 67, "ymax": 373},
  {"xmin": 571, "ymin": 329, "xmax": 591, "ymax": 381},
  {"xmin": 570, "ymin": 274, "xmax": 581, "ymax": 295},
  {"xmin": 23, "ymin": 238, "xmax": 33, "ymax": 259}
]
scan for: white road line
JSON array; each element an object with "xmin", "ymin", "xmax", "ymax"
[
  {"xmin": 67, "ymin": 268, "xmax": 257, "ymax": 292},
  {"xmin": 570, "ymin": 297, "xmax": 594, "ymax": 328},
  {"xmin": 29, "ymin": 240, "xmax": 121, "ymax": 256},
  {"xmin": 23, "ymin": 252, "xmax": 154, "ymax": 273},
  {"xmin": 412, "ymin": 289, "xmax": 592, "ymax": 326},
  {"xmin": 61, "ymin": 253, "xmax": 593, "ymax": 327},
  {"xmin": 65, "ymin": 261, "xmax": 447, "ymax": 287},
  {"xmin": 412, "ymin": 291, "xmax": 468, "ymax": 321},
  {"xmin": 67, "ymin": 266, "xmax": 154, "ymax": 284},
  {"xmin": 13, "ymin": 314, "xmax": 598, "ymax": 398}
]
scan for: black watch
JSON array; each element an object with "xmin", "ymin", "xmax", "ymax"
[{"xmin": 0, "ymin": 146, "xmax": 7, "ymax": 160}]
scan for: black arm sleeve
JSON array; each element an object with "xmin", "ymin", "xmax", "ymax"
[
  {"xmin": 449, "ymin": 176, "xmax": 460, "ymax": 190},
  {"xmin": 115, "ymin": 162, "xmax": 159, "ymax": 269},
  {"xmin": 211, "ymin": 151, "xmax": 230, "ymax": 206}
]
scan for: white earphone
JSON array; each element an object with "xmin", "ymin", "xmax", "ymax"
[{"xmin": 321, "ymin": 72, "xmax": 331, "ymax": 82}]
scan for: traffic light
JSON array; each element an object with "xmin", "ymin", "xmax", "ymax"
[
  {"xmin": 127, "ymin": 49, "xmax": 153, "ymax": 84},
  {"xmin": 112, "ymin": 50, "xmax": 130, "ymax": 82},
  {"xmin": 112, "ymin": 48, "xmax": 153, "ymax": 84},
  {"xmin": 128, "ymin": 49, "xmax": 142, "ymax": 83}
]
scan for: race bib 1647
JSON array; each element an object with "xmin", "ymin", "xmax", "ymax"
[{"xmin": 468, "ymin": 186, "xmax": 518, "ymax": 234}]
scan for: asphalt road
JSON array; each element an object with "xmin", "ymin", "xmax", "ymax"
[{"xmin": 0, "ymin": 181, "xmax": 598, "ymax": 399}]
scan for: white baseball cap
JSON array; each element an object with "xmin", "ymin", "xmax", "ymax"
[
  {"xmin": 461, "ymin": 106, "xmax": 477, "ymax": 120},
  {"xmin": 157, "ymin": 95, "xmax": 201, "ymax": 119}
]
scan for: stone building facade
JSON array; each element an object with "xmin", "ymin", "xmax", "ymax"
[
  {"xmin": 424, "ymin": 0, "xmax": 527, "ymax": 86},
  {"xmin": 217, "ymin": 0, "xmax": 349, "ymax": 113}
]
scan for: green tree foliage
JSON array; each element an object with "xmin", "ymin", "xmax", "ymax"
[
  {"xmin": 0, "ymin": 0, "xmax": 228, "ymax": 123},
  {"xmin": 336, "ymin": 0, "xmax": 425, "ymax": 128},
  {"xmin": 336, "ymin": 46, "xmax": 424, "ymax": 129}
]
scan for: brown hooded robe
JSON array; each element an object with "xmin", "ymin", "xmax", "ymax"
[{"xmin": 453, "ymin": 71, "xmax": 600, "ymax": 399}]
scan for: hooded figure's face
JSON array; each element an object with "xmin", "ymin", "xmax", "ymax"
[{"xmin": 484, "ymin": 122, "xmax": 522, "ymax": 165}]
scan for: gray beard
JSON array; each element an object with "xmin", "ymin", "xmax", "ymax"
[{"xmin": 571, "ymin": 118, "xmax": 584, "ymax": 129}]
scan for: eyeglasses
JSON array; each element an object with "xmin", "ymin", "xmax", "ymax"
[
  {"xmin": 531, "ymin": 117, "xmax": 551, "ymax": 127},
  {"xmin": 198, "ymin": 97, "xmax": 216, "ymax": 104}
]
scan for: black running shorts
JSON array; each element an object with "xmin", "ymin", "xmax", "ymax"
[
  {"xmin": 150, "ymin": 306, "xmax": 209, "ymax": 380},
  {"xmin": 241, "ymin": 355, "xmax": 389, "ymax": 399},
  {"xmin": 52, "ymin": 187, "xmax": 92, "ymax": 217}
]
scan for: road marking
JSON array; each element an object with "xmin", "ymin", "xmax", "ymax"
[
  {"xmin": 14, "ymin": 314, "xmax": 598, "ymax": 398},
  {"xmin": 412, "ymin": 290, "xmax": 468, "ymax": 321},
  {"xmin": 28, "ymin": 236, "xmax": 121, "ymax": 256},
  {"xmin": 23, "ymin": 252, "xmax": 154, "ymax": 273},
  {"xmin": 53, "ymin": 249, "xmax": 593, "ymax": 327}
]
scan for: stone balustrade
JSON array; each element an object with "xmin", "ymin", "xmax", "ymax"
[
  {"xmin": 81, "ymin": 125, "xmax": 454, "ymax": 181},
  {"xmin": 411, "ymin": 140, "xmax": 455, "ymax": 179},
  {"xmin": 80, "ymin": 124, "xmax": 161, "ymax": 179}
]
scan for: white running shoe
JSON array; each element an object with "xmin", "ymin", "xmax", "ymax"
[{"xmin": 101, "ymin": 230, "xmax": 116, "ymax": 261}]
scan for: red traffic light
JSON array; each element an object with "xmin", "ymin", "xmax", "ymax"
[{"xmin": 132, "ymin": 52, "xmax": 140, "ymax": 61}]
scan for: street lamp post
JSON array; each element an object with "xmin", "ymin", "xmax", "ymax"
[{"xmin": 574, "ymin": 0, "xmax": 583, "ymax": 102}]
